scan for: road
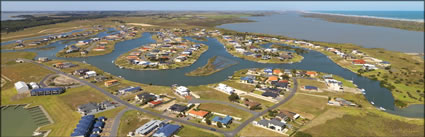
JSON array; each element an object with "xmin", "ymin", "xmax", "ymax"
[
  {"xmin": 27, "ymin": 59, "xmax": 298, "ymax": 137},
  {"xmin": 110, "ymin": 108, "xmax": 132, "ymax": 136}
]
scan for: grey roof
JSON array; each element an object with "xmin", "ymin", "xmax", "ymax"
[
  {"xmin": 137, "ymin": 92, "xmax": 156, "ymax": 100},
  {"xmin": 169, "ymin": 104, "xmax": 187, "ymax": 112},
  {"xmin": 270, "ymin": 119, "xmax": 286, "ymax": 127},
  {"xmin": 257, "ymin": 119, "xmax": 270, "ymax": 127},
  {"xmin": 78, "ymin": 102, "xmax": 99, "ymax": 113}
]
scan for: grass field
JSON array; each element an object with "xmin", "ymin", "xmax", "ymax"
[
  {"xmin": 176, "ymin": 123, "xmax": 224, "ymax": 137},
  {"xmin": 198, "ymin": 103, "xmax": 252, "ymax": 120},
  {"xmin": 278, "ymin": 93, "xmax": 328, "ymax": 119},
  {"xmin": 117, "ymin": 110, "xmax": 160, "ymax": 136},
  {"xmin": 188, "ymin": 85, "xmax": 230, "ymax": 102},
  {"xmin": 297, "ymin": 79, "xmax": 327, "ymax": 91},
  {"xmin": 238, "ymin": 124, "xmax": 286, "ymax": 137}
]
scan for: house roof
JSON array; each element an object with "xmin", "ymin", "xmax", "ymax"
[
  {"xmin": 273, "ymin": 69, "xmax": 281, "ymax": 74},
  {"xmin": 305, "ymin": 71, "xmax": 317, "ymax": 76},
  {"xmin": 78, "ymin": 102, "xmax": 99, "ymax": 113},
  {"xmin": 153, "ymin": 124, "xmax": 181, "ymax": 137},
  {"xmin": 188, "ymin": 110, "xmax": 209, "ymax": 117},
  {"xmin": 268, "ymin": 76, "xmax": 278, "ymax": 81},
  {"xmin": 262, "ymin": 91, "xmax": 279, "ymax": 98},
  {"xmin": 169, "ymin": 104, "xmax": 187, "ymax": 112},
  {"xmin": 280, "ymin": 110, "xmax": 297, "ymax": 118},
  {"xmin": 352, "ymin": 59, "xmax": 366, "ymax": 64},
  {"xmin": 212, "ymin": 115, "xmax": 232, "ymax": 125},
  {"xmin": 149, "ymin": 100, "xmax": 162, "ymax": 105},
  {"xmin": 304, "ymin": 86, "xmax": 318, "ymax": 90}
]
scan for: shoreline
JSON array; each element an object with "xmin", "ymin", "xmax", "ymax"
[{"xmin": 301, "ymin": 11, "xmax": 424, "ymax": 23}]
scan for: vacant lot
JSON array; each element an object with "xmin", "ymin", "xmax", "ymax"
[
  {"xmin": 278, "ymin": 93, "xmax": 328, "ymax": 119},
  {"xmin": 198, "ymin": 103, "xmax": 252, "ymax": 120},
  {"xmin": 117, "ymin": 110, "xmax": 157, "ymax": 137},
  {"xmin": 58, "ymin": 86, "xmax": 109, "ymax": 110},
  {"xmin": 188, "ymin": 85, "xmax": 229, "ymax": 102},
  {"xmin": 238, "ymin": 124, "xmax": 286, "ymax": 137},
  {"xmin": 176, "ymin": 124, "xmax": 223, "ymax": 137},
  {"xmin": 297, "ymin": 79, "xmax": 327, "ymax": 91}
]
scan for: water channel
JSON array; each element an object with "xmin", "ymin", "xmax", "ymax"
[{"xmin": 2, "ymin": 28, "xmax": 423, "ymax": 118}]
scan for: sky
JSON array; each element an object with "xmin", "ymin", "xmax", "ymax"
[{"xmin": 1, "ymin": 1, "xmax": 424, "ymax": 11}]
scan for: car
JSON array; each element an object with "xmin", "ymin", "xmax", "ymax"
[{"xmin": 210, "ymin": 128, "xmax": 216, "ymax": 131}]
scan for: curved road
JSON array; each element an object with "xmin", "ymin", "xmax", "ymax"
[
  {"xmin": 110, "ymin": 108, "xmax": 132, "ymax": 136},
  {"xmin": 27, "ymin": 59, "xmax": 298, "ymax": 137}
]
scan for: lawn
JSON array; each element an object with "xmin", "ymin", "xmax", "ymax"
[
  {"xmin": 277, "ymin": 93, "xmax": 328, "ymax": 120},
  {"xmin": 297, "ymin": 79, "xmax": 327, "ymax": 91},
  {"xmin": 1, "ymin": 52, "xmax": 36, "ymax": 65},
  {"xmin": 94, "ymin": 106, "xmax": 127, "ymax": 120},
  {"xmin": 222, "ymin": 80, "xmax": 256, "ymax": 92},
  {"xmin": 176, "ymin": 124, "xmax": 223, "ymax": 137},
  {"xmin": 117, "ymin": 110, "xmax": 159, "ymax": 137},
  {"xmin": 188, "ymin": 85, "xmax": 230, "ymax": 102},
  {"xmin": 238, "ymin": 124, "xmax": 286, "ymax": 137},
  {"xmin": 198, "ymin": 103, "xmax": 252, "ymax": 120},
  {"xmin": 303, "ymin": 110, "xmax": 424, "ymax": 137},
  {"xmin": 58, "ymin": 86, "xmax": 109, "ymax": 110}
]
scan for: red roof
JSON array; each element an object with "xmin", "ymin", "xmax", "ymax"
[
  {"xmin": 352, "ymin": 59, "xmax": 366, "ymax": 64},
  {"xmin": 188, "ymin": 110, "xmax": 209, "ymax": 117},
  {"xmin": 149, "ymin": 100, "xmax": 162, "ymax": 105},
  {"xmin": 279, "ymin": 80, "xmax": 289, "ymax": 83}
]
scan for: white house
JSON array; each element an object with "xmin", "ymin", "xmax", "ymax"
[
  {"xmin": 363, "ymin": 64, "xmax": 378, "ymax": 70},
  {"xmin": 175, "ymin": 86, "xmax": 189, "ymax": 96},
  {"xmin": 85, "ymin": 71, "xmax": 97, "ymax": 77},
  {"xmin": 324, "ymin": 79, "xmax": 343, "ymax": 91},
  {"xmin": 254, "ymin": 119, "xmax": 286, "ymax": 132},
  {"xmin": 14, "ymin": 81, "xmax": 29, "ymax": 94},
  {"xmin": 29, "ymin": 82, "xmax": 40, "ymax": 89},
  {"xmin": 217, "ymin": 83, "xmax": 235, "ymax": 94}
]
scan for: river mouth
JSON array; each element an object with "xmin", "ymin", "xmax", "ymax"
[{"xmin": 1, "ymin": 27, "xmax": 423, "ymax": 118}]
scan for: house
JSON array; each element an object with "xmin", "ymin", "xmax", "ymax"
[
  {"xmin": 167, "ymin": 104, "xmax": 187, "ymax": 113},
  {"xmin": 15, "ymin": 59, "xmax": 25, "ymax": 63},
  {"xmin": 29, "ymin": 82, "xmax": 39, "ymax": 89},
  {"xmin": 135, "ymin": 120, "xmax": 164, "ymax": 135},
  {"xmin": 244, "ymin": 100, "xmax": 261, "ymax": 109},
  {"xmin": 303, "ymin": 86, "xmax": 318, "ymax": 91},
  {"xmin": 94, "ymin": 75, "xmax": 108, "ymax": 82},
  {"xmin": 273, "ymin": 69, "xmax": 282, "ymax": 76},
  {"xmin": 305, "ymin": 71, "xmax": 317, "ymax": 77},
  {"xmin": 280, "ymin": 110, "xmax": 300, "ymax": 120},
  {"xmin": 275, "ymin": 113, "xmax": 290, "ymax": 123},
  {"xmin": 363, "ymin": 64, "xmax": 378, "ymax": 70},
  {"xmin": 14, "ymin": 81, "xmax": 29, "ymax": 94},
  {"xmin": 30, "ymin": 87, "xmax": 65, "ymax": 96},
  {"xmin": 254, "ymin": 119, "xmax": 286, "ymax": 132},
  {"xmin": 85, "ymin": 71, "xmax": 97, "ymax": 78},
  {"xmin": 135, "ymin": 92, "xmax": 157, "ymax": 104},
  {"xmin": 217, "ymin": 84, "xmax": 235, "ymax": 94},
  {"xmin": 118, "ymin": 86, "xmax": 142, "ymax": 94},
  {"xmin": 273, "ymin": 81, "xmax": 288, "ymax": 89},
  {"xmin": 240, "ymin": 76, "xmax": 254, "ymax": 83},
  {"xmin": 212, "ymin": 115, "xmax": 233, "ymax": 126},
  {"xmin": 38, "ymin": 57, "xmax": 49, "ymax": 62},
  {"xmin": 152, "ymin": 124, "xmax": 181, "ymax": 137},
  {"xmin": 352, "ymin": 59, "xmax": 366, "ymax": 65},
  {"xmin": 175, "ymin": 86, "xmax": 189, "ymax": 96},
  {"xmin": 77, "ymin": 102, "xmax": 99, "ymax": 115},
  {"xmin": 66, "ymin": 45, "xmax": 80, "ymax": 53},
  {"xmin": 187, "ymin": 110, "xmax": 209, "ymax": 119},
  {"xmin": 104, "ymin": 80, "xmax": 119, "ymax": 87},
  {"xmin": 74, "ymin": 69, "xmax": 90, "ymax": 76},
  {"xmin": 263, "ymin": 68, "xmax": 273, "ymax": 74},
  {"xmin": 267, "ymin": 76, "xmax": 279, "ymax": 83},
  {"xmin": 324, "ymin": 79, "xmax": 343, "ymax": 91},
  {"xmin": 71, "ymin": 115, "xmax": 96, "ymax": 137},
  {"xmin": 148, "ymin": 100, "xmax": 163, "ymax": 107},
  {"xmin": 261, "ymin": 91, "xmax": 279, "ymax": 98}
]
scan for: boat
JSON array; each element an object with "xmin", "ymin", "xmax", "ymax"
[
  {"xmin": 379, "ymin": 107, "xmax": 386, "ymax": 111},
  {"xmin": 371, "ymin": 101, "xmax": 375, "ymax": 105},
  {"xmin": 119, "ymin": 66, "xmax": 123, "ymax": 69},
  {"xmin": 112, "ymin": 60, "xmax": 114, "ymax": 63},
  {"xmin": 361, "ymin": 89, "xmax": 366, "ymax": 94},
  {"xmin": 82, "ymin": 61, "xmax": 87, "ymax": 64},
  {"xmin": 360, "ymin": 88, "xmax": 365, "ymax": 92}
]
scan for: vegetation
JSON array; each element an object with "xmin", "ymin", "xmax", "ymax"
[
  {"xmin": 186, "ymin": 56, "xmax": 237, "ymax": 76},
  {"xmin": 302, "ymin": 13, "xmax": 424, "ymax": 32},
  {"xmin": 198, "ymin": 103, "xmax": 252, "ymax": 120}
]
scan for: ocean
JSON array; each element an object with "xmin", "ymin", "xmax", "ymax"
[{"xmin": 313, "ymin": 11, "xmax": 424, "ymax": 21}]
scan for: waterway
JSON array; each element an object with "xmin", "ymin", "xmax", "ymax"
[
  {"xmin": 1, "ymin": 28, "xmax": 423, "ymax": 118},
  {"xmin": 218, "ymin": 12, "xmax": 424, "ymax": 53}
]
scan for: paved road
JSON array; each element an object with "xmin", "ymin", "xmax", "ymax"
[
  {"xmin": 27, "ymin": 59, "xmax": 298, "ymax": 137},
  {"xmin": 110, "ymin": 107, "xmax": 132, "ymax": 136},
  {"xmin": 188, "ymin": 99, "xmax": 258, "ymax": 115}
]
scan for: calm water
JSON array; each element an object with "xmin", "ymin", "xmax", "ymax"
[
  {"xmin": 2, "ymin": 28, "xmax": 423, "ymax": 118},
  {"xmin": 1, "ymin": 12, "xmax": 42, "ymax": 21},
  {"xmin": 218, "ymin": 12, "xmax": 424, "ymax": 53},
  {"xmin": 313, "ymin": 11, "xmax": 424, "ymax": 21}
]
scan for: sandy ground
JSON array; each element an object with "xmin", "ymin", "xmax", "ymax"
[{"xmin": 126, "ymin": 23, "xmax": 154, "ymax": 27}]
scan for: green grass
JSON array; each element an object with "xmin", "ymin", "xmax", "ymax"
[
  {"xmin": 117, "ymin": 110, "xmax": 161, "ymax": 137},
  {"xmin": 186, "ymin": 56, "xmax": 222, "ymax": 76},
  {"xmin": 238, "ymin": 124, "xmax": 285, "ymax": 137},
  {"xmin": 297, "ymin": 79, "xmax": 327, "ymax": 91},
  {"xmin": 1, "ymin": 52, "xmax": 36, "ymax": 64},
  {"xmin": 1, "ymin": 62, "xmax": 54, "ymax": 89},
  {"xmin": 198, "ymin": 103, "xmax": 252, "ymax": 120},
  {"xmin": 222, "ymin": 80, "xmax": 256, "ymax": 92},
  {"xmin": 177, "ymin": 123, "xmax": 223, "ymax": 137},
  {"xmin": 188, "ymin": 85, "xmax": 230, "ymax": 102},
  {"xmin": 278, "ymin": 93, "xmax": 328, "ymax": 120}
]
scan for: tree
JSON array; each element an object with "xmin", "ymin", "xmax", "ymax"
[
  {"xmin": 217, "ymin": 122, "xmax": 223, "ymax": 128},
  {"xmin": 228, "ymin": 93, "xmax": 240, "ymax": 102},
  {"xmin": 206, "ymin": 119, "xmax": 212, "ymax": 125}
]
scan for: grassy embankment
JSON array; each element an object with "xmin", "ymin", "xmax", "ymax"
[
  {"xmin": 302, "ymin": 12, "xmax": 424, "ymax": 32},
  {"xmin": 185, "ymin": 56, "xmax": 237, "ymax": 76},
  {"xmin": 302, "ymin": 41, "xmax": 424, "ymax": 108}
]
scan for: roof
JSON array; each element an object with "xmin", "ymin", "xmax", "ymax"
[
  {"xmin": 262, "ymin": 91, "xmax": 279, "ymax": 98},
  {"xmin": 78, "ymin": 102, "xmax": 99, "ymax": 113},
  {"xmin": 188, "ymin": 110, "xmax": 209, "ymax": 117},
  {"xmin": 105, "ymin": 80, "xmax": 118, "ymax": 83},
  {"xmin": 273, "ymin": 69, "xmax": 281, "ymax": 74},
  {"xmin": 14, "ymin": 81, "xmax": 28, "ymax": 89},
  {"xmin": 31, "ymin": 87, "xmax": 65, "ymax": 93},
  {"xmin": 149, "ymin": 100, "xmax": 162, "ymax": 105},
  {"xmin": 135, "ymin": 120, "xmax": 163, "ymax": 135},
  {"xmin": 169, "ymin": 104, "xmax": 187, "ymax": 112},
  {"xmin": 352, "ymin": 59, "xmax": 366, "ymax": 64},
  {"xmin": 268, "ymin": 76, "xmax": 278, "ymax": 81},
  {"xmin": 136, "ymin": 92, "xmax": 157, "ymax": 100},
  {"xmin": 280, "ymin": 110, "xmax": 297, "ymax": 118},
  {"xmin": 244, "ymin": 100, "xmax": 260, "ymax": 107},
  {"xmin": 153, "ymin": 124, "xmax": 181, "ymax": 137},
  {"xmin": 305, "ymin": 71, "xmax": 317, "ymax": 75},
  {"xmin": 304, "ymin": 86, "xmax": 318, "ymax": 90},
  {"xmin": 212, "ymin": 115, "xmax": 233, "ymax": 125}
]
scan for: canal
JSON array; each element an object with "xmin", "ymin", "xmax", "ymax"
[{"xmin": 1, "ymin": 28, "xmax": 423, "ymax": 118}]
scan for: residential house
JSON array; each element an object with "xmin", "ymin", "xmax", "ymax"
[
  {"xmin": 104, "ymin": 80, "xmax": 119, "ymax": 87},
  {"xmin": 240, "ymin": 75, "xmax": 254, "ymax": 83},
  {"xmin": 14, "ymin": 81, "xmax": 29, "ymax": 94},
  {"xmin": 135, "ymin": 92, "xmax": 157, "ymax": 104},
  {"xmin": 303, "ymin": 86, "xmax": 318, "ymax": 91},
  {"xmin": 267, "ymin": 76, "xmax": 279, "ymax": 83},
  {"xmin": 187, "ymin": 110, "xmax": 209, "ymax": 119},
  {"xmin": 152, "ymin": 124, "xmax": 181, "ymax": 137},
  {"xmin": 363, "ymin": 64, "xmax": 378, "ymax": 70},
  {"xmin": 74, "ymin": 69, "xmax": 90, "ymax": 76},
  {"xmin": 352, "ymin": 59, "xmax": 366, "ymax": 65},
  {"xmin": 280, "ymin": 110, "xmax": 300, "ymax": 120},
  {"xmin": 175, "ymin": 86, "xmax": 190, "ymax": 96},
  {"xmin": 135, "ymin": 120, "xmax": 164, "ymax": 135},
  {"xmin": 305, "ymin": 71, "xmax": 318, "ymax": 77},
  {"xmin": 118, "ymin": 86, "xmax": 142, "ymax": 94},
  {"xmin": 85, "ymin": 71, "xmax": 97, "ymax": 78},
  {"xmin": 30, "ymin": 87, "xmax": 65, "ymax": 96},
  {"xmin": 217, "ymin": 84, "xmax": 235, "ymax": 94},
  {"xmin": 167, "ymin": 104, "xmax": 187, "ymax": 114},
  {"xmin": 38, "ymin": 57, "xmax": 49, "ymax": 62},
  {"xmin": 254, "ymin": 119, "xmax": 286, "ymax": 132},
  {"xmin": 244, "ymin": 100, "xmax": 261, "ymax": 109},
  {"xmin": 261, "ymin": 91, "xmax": 279, "ymax": 98},
  {"xmin": 212, "ymin": 115, "xmax": 233, "ymax": 126}
]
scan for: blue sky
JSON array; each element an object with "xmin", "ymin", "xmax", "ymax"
[{"xmin": 2, "ymin": 1, "xmax": 424, "ymax": 11}]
